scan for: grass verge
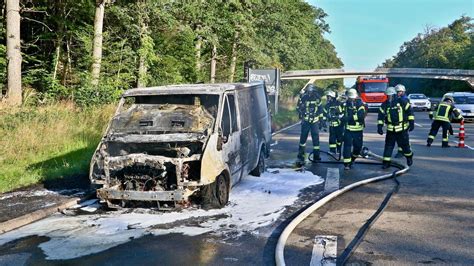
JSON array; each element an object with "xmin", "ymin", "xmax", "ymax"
[
  {"xmin": 0, "ymin": 102, "xmax": 115, "ymax": 193},
  {"xmin": 272, "ymin": 106, "xmax": 300, "ymax": 132}
]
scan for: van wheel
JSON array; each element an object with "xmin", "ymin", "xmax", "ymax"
[
  {"xmin": 250, "ymin": 149, "xmax": 265, "ymax": 177},
  {"xmin": 200, "ymin": 174, "xmax": 229, "ymax": 209},
  {"xmin": 215, "ymin": 174, "xmax": 229, "ymax": 207}
]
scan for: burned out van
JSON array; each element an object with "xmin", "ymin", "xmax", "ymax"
[{"xmin": 89, "ymin": 83, "xmax": 271, "ymax": 209}]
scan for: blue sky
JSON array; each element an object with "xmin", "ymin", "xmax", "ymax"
[{"xmin": 309, "ymin": 0, "xmax": 473, "ymax": 85}]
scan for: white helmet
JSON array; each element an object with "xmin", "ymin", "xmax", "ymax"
[
  {"xmin": 326, "ymin": 90, "xmax": 336, "ymax": 98},
  {"xmin": 347, "ymin": 88, "xmax": 358, "ymax": 99},
  {"xmin": 386, "ymin": 87, "xmax": 397, "ymax": 96},
  {"xmin": 395, "ymin": 84, "xmax": 406, "ymax": 92}
]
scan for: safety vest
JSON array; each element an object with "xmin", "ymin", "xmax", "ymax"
[
  {"xmin": 434, "ymin": 103, "xmax": 452, "ymax": 122},
  {"xmin": 345, "ymin": 103, "xmax": 365, "ymax": 131},
  {"xmin": 302, "ymin": 100, "xmax": 321, "ymax": 123},
  {"xmin": 325, "ymin": 102, "xmax": 343, "ymax": 127}
]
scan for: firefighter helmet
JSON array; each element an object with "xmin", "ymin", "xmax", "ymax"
[
  {"xmin": 385, "ymin": 87, "xmax": 397, "ymax": 96},
  {"xmin": 347, "ymin": 88, "xmax": 358, "ymax": 99},
  {"xmin": 326, "ymin": 90, "xmax": 336, "ymax": 98},
  {"xmin": 443, "ymin": 95, "xmax": 454, "ymax": 103},
  {"xmin": 395, "ymin": 84, "xmax": 406, "ymax": 92},
  {"xmin": 306, "ymin": 84, "xmax": 315, "ymax": 92}
]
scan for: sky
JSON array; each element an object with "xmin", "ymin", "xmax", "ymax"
[{"xmin": 309, "ymin": 0, "xmax": 474, "ymax": 85}]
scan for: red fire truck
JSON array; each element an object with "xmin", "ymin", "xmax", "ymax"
[{"xmin": 354, "ymin": 76, "xmax": 388, "ymax": 109}]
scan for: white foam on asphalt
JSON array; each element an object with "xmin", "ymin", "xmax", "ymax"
[
  {"xmin": 0, "ymin": 169, "xmax": 323, "ymax": 260},
  {"xmin": 0, "ymin": 189, "xmax": 83, "ymax": 201}
]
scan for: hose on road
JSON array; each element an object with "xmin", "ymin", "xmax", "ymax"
[{"xmin": 274, "ymin": 148, "xmax": 409, "ymax": 266}]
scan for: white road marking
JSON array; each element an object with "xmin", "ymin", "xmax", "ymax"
[
  {"xmin": 451, "ymin": 140, "xmax": 474, "ymax": 151},
  {"xmin": 270, "ymin": 140, "xmax": 279, "ymax": 147},
  {"xmin": 310, "ymin": 235, "xmax": 337, "ymax": 266},
  {"xmin": 415, "ymin": 123, "xmax": 423, "ymax": 128},
  {"xmin": 272, "ymin": 122, "xmax": 301, "ymax": 136},
  {"xmin": 324, "ymin": 168, "xmax": 340, "ymax": 193}
]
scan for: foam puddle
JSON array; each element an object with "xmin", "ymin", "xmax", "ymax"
[{"xmin": 0, "ymin": 169, "xmax": 323, "ymax": 260}]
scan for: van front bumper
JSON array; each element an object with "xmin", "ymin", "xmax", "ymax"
[{"xmin": 97, "ymin": 188, "xmax": 186, "ymax": 201}]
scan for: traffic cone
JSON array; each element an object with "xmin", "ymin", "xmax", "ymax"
[{"xmin": 458, "ymin": 120, "xmax": 465, "ymax": 148}]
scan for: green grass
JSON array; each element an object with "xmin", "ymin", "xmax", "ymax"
[
  {"xmin": 272, "ymin": 106, "xmax": 300, "ymax": 132},
  {"xmin": 0, "ymin": 103, "xmax": 115, "ymax": 193}
]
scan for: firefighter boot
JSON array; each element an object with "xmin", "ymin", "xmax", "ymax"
[
  {"xmin": 313, "ymin": 149, "xmax": 321, "ymax": 161},
  {"xmin": 329, "ymin": 147, "xmax": 336, "ymax": 154},
  {"xmin": 297, "ymin": 145, "xmax": 306, "ymax": 162},
  {"xmin": 406, "ymin": 155, "xmax": 413, "ymax": 166},
  {"xmin": 426, "ymin": 139, "xmax": 432, "ymax": 147},
  {"xmin": 442, "ymin": 142, "xmax": 450, "ymax": 148},
  {"xmin": 382, "ymin": 161, "xmax": 391, "ymax": 169}
]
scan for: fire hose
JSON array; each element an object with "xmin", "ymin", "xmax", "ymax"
[{"xmin": 275, "ymin": 147, "xmax": 409, "ymax": 265}]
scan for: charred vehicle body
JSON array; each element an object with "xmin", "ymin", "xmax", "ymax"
[{"xmin": 90, "ymin": 83, "xmax": 271, "ymax": 209}]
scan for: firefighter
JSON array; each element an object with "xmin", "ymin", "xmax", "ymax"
[
  {"xmin": 394, "ymin": 84, "xmax": 409, "ymax": 158},
  {"xmin": 323, "ymin": 90, "xmax": 344, "ymax": 154},
  {"xmin": 342, "ymin": 88, "xmax": 366, "ymax": 170},
  {"xmin": 297, "ymin": 84, "xmax": 324, "ymax": 164},
  {"xmin": 427, "ymin": 95, "xmax": 463, "ymax": 147},
  {"xmin": 378, "ymin": 87, "xmax": 414, "ymax": 169}
]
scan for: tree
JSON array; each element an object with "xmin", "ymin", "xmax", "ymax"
[
  {"xmin": 382, "ymin": 16, "xmax": 473, "ymax": 96},
  {"xmin": 91, "ymin": 0, "xmax": 108, "ymax": 87},
  {"xmin": 5, "ymin": 0, "xmax": 22, "ymax": 105}
]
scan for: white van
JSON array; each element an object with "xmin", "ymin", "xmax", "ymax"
[{"xmin": 89, "ymin": 83, "xmax": 272, "ymax": 209}]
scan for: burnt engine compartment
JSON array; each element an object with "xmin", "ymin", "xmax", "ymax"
[
  {"xmin": 106, "ymin": 141, "xmax": 202, "ymax": 158},
  {"xmin": 100, "ymin": 141, "xmax": 203, "ymax": 192},
  {"xmin": 110, "ymin": 162, "xmax": 176, "ymax": 191}
]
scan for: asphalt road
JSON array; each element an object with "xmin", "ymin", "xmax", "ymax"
[
  {"xmin": 285, "ymin": 112, "xmax": 474, "ymax": 265},
  {"xmin": 0, "ymin": 112, "xmax": 473, "ymax": 265}
]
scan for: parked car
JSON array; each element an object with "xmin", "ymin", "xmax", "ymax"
[
  {"xmin": 89, "ymin": 82, "xmax": 272, "ymax": 209},
  {"xmin": 407, "ymin": 93, "xmax": 431, "ymax": 111},
  {"xmin": 442, "ymin": 92, "xmax": 474, "ymax": 122}
]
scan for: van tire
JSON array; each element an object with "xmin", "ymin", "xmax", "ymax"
[
  {"xmin": 200, "ymin": 174, "xmax": 229, "ymax": 209},
  {"xmin": 250, "ymin": 148, "xmax": 265, "ymax": 177}
]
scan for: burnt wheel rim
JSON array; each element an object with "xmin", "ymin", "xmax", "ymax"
[{"xmin": 217, "ymin": 176, "xmax": 228, "ymax": 205}]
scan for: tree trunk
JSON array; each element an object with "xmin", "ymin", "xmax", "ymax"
[
  {"xmin": 229, "ymin": 30, "xmax": 239, "ymax": 82},
  {"xmin": 195, "ymin": 36, "xmax": 202, "ymax": 76},
  {"xmin": 137, "ymin": 2, "xmax": 148, "ymax": 88},
  {"xmin": 52, "ymin": 42, "xmax": 61, "ymax": 81},
  {"xmin": 91, "ymin": 0, "xmax": 106, "ymax": 87},
  {"xmin": 137, "ymin": 53, "xmax": 147, "ymax": 88},
  {"xmin": 6, "ymin": 0, "xmax": 22, "ymax": 105},
  {"xmin": 210, "ymin": 44, "xmax": 217, "ymax": 83}
]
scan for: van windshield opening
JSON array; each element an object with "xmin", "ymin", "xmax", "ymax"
[{"xmin": 110, "ymin": 94, "xmax": 219, "ymax": 135}]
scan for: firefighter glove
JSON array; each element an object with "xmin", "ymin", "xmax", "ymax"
[
  {"xmin": 429, "ymin": 113, "xmax": 433, "ymax": 120},
  {"xmin": 377, "ymin": 125, "xmax": 384, "ymax": 135},
  {"xmin": 408, "ymin": 120, "xmax": 415, "ymax": 132}
]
